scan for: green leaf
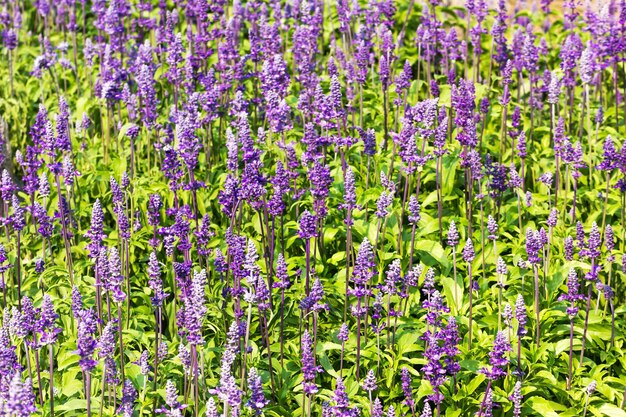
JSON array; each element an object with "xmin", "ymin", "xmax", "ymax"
[
  {"xmin": 441, "ymin": 276, "xmax": 463, "ymax": 314},
  {"xmin": 56, "ymin": 398, "xmax": 88, "ymax": 412},
  {"xmin": 597, "ymin": 403, "xmax": 626, "ymax": 417},
  {"xmin": 527, "ymin": 397, "xmax": 566, "ymax": 416},
  {"xmin": 413, "ymin": 239, "xmax": 449, "ymax": 269}
]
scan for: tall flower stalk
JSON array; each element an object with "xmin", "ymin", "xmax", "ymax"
[
  {"xmin": 463, "ymin": 238, "xmax": 475, "ymax": 349},
  {"xmin": 447, "ymin": 222, "xmax": 460, "ymax": 313},
  {"xmin": 580, "ymin": 223, "xmax": 601, "ymax": 363},
  {"xmin": 560, "ymin": 268, "xmax": 584, "ymax": 390},
  {"xmin": 525, "ymin": 228, "xmax": 543, "ymax": 346}
]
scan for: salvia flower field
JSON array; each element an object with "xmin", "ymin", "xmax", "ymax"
[{"xmin": 2, "ymin": 0, "xmax": 626, "ymax": 416}]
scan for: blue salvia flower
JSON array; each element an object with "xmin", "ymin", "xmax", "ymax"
[
  {"xmin": 605, "ymin": 224, "xmax": 615, "ymax": 262},
  {"xmin": 487, "ymin": 215, "xmax": 498, "ymax": 240},
  {"xmin": 71, "ymin": 286, "xmax": 83, "ymax": 319},
  {"xmin": 38, "ymin": 295, "xmax": 61, "ymax": 345},
  {"xmin": 372, "ymin": 398, "xmax": 384, "ymax": 417},
  {"xmin": 576, "ymin": 221, "xmax": 585, "ymax": 248},
  {"xmin": 62, "ymin": 154, "xmax": 80, "ymax": 186},
  {"xmin": 157, "ymin": 380, "xmax": 186, "ymax": 415},
  {"xmin": 267, "ymin": 162, "xmax": 289, "ymax": 217},
  {"xmin": 401, "ymin": 367, "xmax": 415, "ymax": 411},
  {"xmin": 178, "ymin": 343, "xmax": 191, "ymax": 376},
  {"xmin": 359, "ymin": 128, "xmax": 377, "ymax": 157},
  {"xmin": 35, "ymin": 258, "xmax": 44, "ymax": 274},
  {"xmin": 274, "ymin": 253, "xmax": 291, "ymax": 291},
  {"xmin": 205, "ymin": 398, "xmax": 218, "ymax": 417},
  {"xmin": 442, "ymin": 317, "xmax": 461, "ymax": 377},
  {"xmin": 478, "ymin": 388, "xmax": 494, "ymax": 417},
  {"xmin": 375, "ymin": 190, "xmax": 393, "ymax": 218},
  {"xmin": 148, "ymin": 252, "xmax": 168, "ymax": 306},
  {"xmin": 331, "ymin": 377, "xmax": 358, "ymax": 417},
  {"xmin": 0, "ymin": 170, "xmax": 15, "ymax": 202},
  {"xmin": 299, "ymin": 210, "xmax": 318, "ymax": 239},
  {"xmin": 76, "ymin": 309, "xmax": 98, "ymax": 372},
  {"xmin": 564, "ymin": 236, "xmax": 575, "ymax": 261},
  {"xmin": 98, "ymin": 322, "xmax": 118, "ymax": 384},
  {"xmin": 85, "ymin": 199, "xmax": 105, "ymax": 258},
  {"xmin": 481, "ymin": 331, "xmax": 511, "ymax": 380},
  {"xmin": 301, "ymin": 330, "xmax": 321, "ymax": 395},
  {"xmin": 352, "ymin": 238, "xmax": 376, "ymax": 288},
  {"xmin": 510, "ymin": 381, "xmax": 522, "ymax": 417},
  {"xmin": 502, "ymin": 304, "xmax": 513, "ymax": 329},
  {"xmin": 583, "ymin": 222, "xmax": 601, "ymax": 261},
  {"xmin": 462, "ymin": 238, "xmax": 475, "ymax": 262},
  {"xmin": 384, "ymin": 259, "xmax": 402, "ymax": 296},
  {"xmin": 300, "ymin": 277, "xmax": 328, "ymax": 312},
  {"xmin": 343, "ymin": 167, "xmax": 357, "ymax": 211},
  {"xmin": 559, "ymin": 268, "xmax": 585, "ymax": 317},
  {"xmin": 408, "ymin": 196, "xmax": 421, "ymax": 224},
  {"xmin": 496, "ymin": 257, "xmax": 508, "ymax": 276},
  {"xmin": 350, "ymin": 238, "xmax": 375, "ymax": 318},
  {"xmin": 16, "ymin": 297, "xmax": 37, "ymax": 340},
  {"xmin": 215, "ymin": 321, "xmax": 242, "ymax": 412},
  {"xmin": 147, "ymin": 194, "xmax": 162, "ymax": 227},
  {"xmin": 138, "ymin": 351, "xmax": 150, "ymax": 376},
  {"xmin": 515, "ymin": 295, "xmax": 527, "ymax": 337},
  {"xmin": 184, "ymin": 269, "xmax": 207, "ymax": 345},
  {"xmin": 380, "ymin": 171, "xmax": 395, "ymax": 192},
  {"xmin": 0, "ymin": 326, "xmax": 19, "ymax": 382},
  {"xmin": 195, "ymin": 214, "xmax": 214, "ymax": 257},
  {"xmin": 108, "ymin": 247, "xmax": 126, "ymax": 304},
  {"xmin": 362, "ymin": 369, "xmax": 377, "ymax": 392},
  {"xmin": 547, "ymin": 208, "xmax": 559, "ymax": 228},
  {"xmin": 337, "ymin": 323, "xmax": 349, "ymax": 343},
  {"xmin": 246, "ymin": 367, "xmax": 268, "ymax": 414},
  {"xmin": 525, "ymin": 228, "xmax": 542, "ymax": 265},
  {"xmin": 117, "ymin": 379, "xmax": 137, "ymax": 417},
  {"xmin": 4, "ymin": 373, "xmax": 37, "ymax": 416},
  {"xmin": 244, "ymin": 240, "xmax": 261, "ymax": 287},
  {"xmin": 11, "ymin": 196, "xmax": 25, "ymax": 232},
  {"xmin": 38, "ymin": 174, "xmax": 50, "ymax": 199}
]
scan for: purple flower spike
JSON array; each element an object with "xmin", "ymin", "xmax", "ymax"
[
  {"xmin": 487, "ymin": 215, "xmax": 498, "ymax": 240},
  {"xmin": 401, "ymin": 367, "xmax": 414, "ymax": 409},
  {"xmin": 246, "ymin": 367, "xmax": 268, "ymax": 414},
  {"xmin": 362, "ymin": 369, "xmax": 377, "ymax": 392},
  {"xmin": 301, "ymin": 330, "xmax": 321, "ymax": 395},
  {"xmin": 525, "ymin": 228, "xmax": 542, "ymax": 265},
  {"xmin": 299, "ymin": 210, "xmax": 317, "ymax": 239},
  {"xmin": 462, "ymin": 239, "xmax": 475, "ymax": 263},
  {"xmin": 447, "ymin": 221, "xmax": 460, "ymax": 247},
  {"xmin": 511, "ymin": 381, "xmax": 522, "ymax": 417},
  {"xmin": 515, "ymin": 295, "xmax": 527, "ymax": 337},
  {"xmin": 372, "ymin": 398, "xmax": 384, "ymax": 417},
  {"xmin": 5, "ymin": 373, "xmax": 37, "ymax": 416},
  {"xmin": 564, "ymin": 236, "xmax": 575, "ymax": 261},
  {"xmin": 76, "ymin": 309, "xmax": 98, "ymax": 373},
  {"xmin": 408, "ymin": 196, "xmax": 421, "ymax": 224},
  {"xmin": 148, "ymin": 252, "xmax": 168, "ymax": 306},
  {"xmin": 420, "ymin": 402, "xmax": 432, "ymax": 417},
  {"xmin": 481, "ymin": 331, "xmax": 511, "ymax": 380},
  {"xmin": 337, "ymin": 323, "xmax": 349, "ymax": 342},
  {"xmin": 331, "ymin": 377, "xmax": 358, "ymax": 417},
  {"xmin": 585, "ymin": 222, "xmax": 601, "ymax": 260},
  {"xmin": 496, "ymin": 258, "xmax": 508, "ymax": 276},
  {"xmin": 118, "ymin": 379, "xmax": 137, "ymax": 417},
  {"xmin": 559, "ymin": 268, "xmax": 585, "ymax": 317},
  {"xmin": 375, "ymin": 190, "xmax": 393, "ymax": 219}
]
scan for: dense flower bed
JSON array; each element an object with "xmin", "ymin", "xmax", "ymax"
[{"xmin": 0, "ymin": 0, "xmax": 624, "ymax": 416}]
